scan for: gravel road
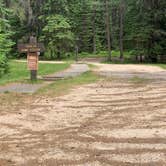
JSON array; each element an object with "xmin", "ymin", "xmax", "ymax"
[{"xmin": 0, "ymin": 63, "xmax": 166, "ymax": 165}]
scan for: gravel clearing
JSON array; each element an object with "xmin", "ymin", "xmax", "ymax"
[
  {"xmin": 0, "ymin": 63, "xmax": 166, "ymax": 165},
  {"xmin": 94, "ymin": 63, "xmax": 166, "ymax": 80}
]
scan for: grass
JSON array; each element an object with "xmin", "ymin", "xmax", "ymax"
[
  {"xmin": 151, "ymin": 64, "xmax": 166, "ymax": 69},
  {"xmin": 88, "ymin": 63, "xmax": 99, "ymax": 69},
  {"xmin": 0, "ymin": 61, "xmax": 70, "ymax": 85},
  {"xmin": 37, "ymin": 71, "xmax": 99, "ymax": 96}
]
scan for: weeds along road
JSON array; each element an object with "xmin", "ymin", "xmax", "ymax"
[{"xmin": 0, "ymin": 63, "xmax": 166, "ymax": 166}]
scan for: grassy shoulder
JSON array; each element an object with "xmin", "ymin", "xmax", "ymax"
[
  {"xmin": 37, "ymin": 71, "xmax": 99, "ymax": 96},
  {"xmin": 151, "ymin": 64, "xmax": 166, "ymax": 69},
  {"xmin": 0, "ymin": 61, "xmax": 70, "ymax": 85}
]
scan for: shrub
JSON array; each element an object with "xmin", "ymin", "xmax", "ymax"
[{"xmin": 0, "ymin": 54, "xmax": 8, "ymax": 77}]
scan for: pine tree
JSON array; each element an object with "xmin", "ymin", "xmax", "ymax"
[
  {"xmin": 42, "ymin": 14, "xmax": 74, "ymax": 59},
  {"xmin": 0, "ymin": 1, "xmax": 14, "ymax": 76}
]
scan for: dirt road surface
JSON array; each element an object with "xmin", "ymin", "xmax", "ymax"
[
  {"xmin": 0, "ymin": 64, "xmax": 166, "ymax": 166},
  {"xmin": 93, "ymin": 63, "xmax": 166, "ymax": 80}
]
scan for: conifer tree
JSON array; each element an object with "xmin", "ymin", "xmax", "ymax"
[{"xmin": 0, "ymin": 1, "xmax": 14, "ymax": 76}]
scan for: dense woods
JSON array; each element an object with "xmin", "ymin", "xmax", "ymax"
[{"xmin": 0, "ymin": 0, "xmax": 166, "ymax": 75}]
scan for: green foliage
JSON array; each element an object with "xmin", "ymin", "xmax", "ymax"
[
  {"xmin": 0, "ymin": 2, "xmax": 15, "ymax": 76},
  {"xmin": 125, "ymin": 0, "xmax": 166, "ymax": 61},
  {"xmin": 0, "ymin": 0, "xmax": 166, "ymax": 63},
  {"xmin": 42, "ymin": 14, "xmax": 74, "ymax": 59}
]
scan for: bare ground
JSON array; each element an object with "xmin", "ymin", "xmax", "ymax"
[{"xmin": 0, "ymin": 64, "xmax": 166, "ymax": 166}]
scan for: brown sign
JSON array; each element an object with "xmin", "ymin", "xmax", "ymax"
[
  {"xmin": 17, "ymin": 36, "xmax": 45, "ymax": 80},
  {"xmin": 27, "ymin": 53, "xmax": 38, "ymax": 70},
  {"xmin": 18, "ymin": 43, "xmax": 45, "ymax": 53},
  {"xmin": 17, "ymin": 36, "xmax": 45, "ymax": 71}
]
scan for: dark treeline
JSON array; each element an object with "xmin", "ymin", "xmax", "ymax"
[{"xmin": 0, "ymin": 0, "xmax": 166, "ymax": 74}]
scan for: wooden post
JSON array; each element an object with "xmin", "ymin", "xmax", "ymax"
[
  {"xmin": 18, "ymin": 36, "xmax": 44, "ymax": 81},
  {"xmin": 31, "ymin": 70, "xmax": 37, "ymax": 80},
  {"xmin": 27, "ymin": 52, "xmax": 39, "ymax": 81}
]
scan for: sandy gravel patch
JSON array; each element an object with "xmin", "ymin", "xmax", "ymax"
[
  {"xmin": 0, "ymin": 76, "xmax": 166, "ymax": 165},
  {"xmin": 93, "ymin": 63, "xmax": 166, "ymax": 80}
]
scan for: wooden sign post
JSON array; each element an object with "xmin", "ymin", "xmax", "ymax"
[{"xmin": 18, "ymin": 36, "xmax": 44, "ymax": 81}]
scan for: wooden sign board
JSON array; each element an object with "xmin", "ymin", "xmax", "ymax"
[
  {"xmin": 18, "ymin": 43, "xmax": 44, "ymax": 53},
  {"xmin": 27, "ymin": 53, "xmax": 38, "ymax": 71},
  {"xmin": 17, "ymin": 36, "xmax": 45, "ymax": 80}
]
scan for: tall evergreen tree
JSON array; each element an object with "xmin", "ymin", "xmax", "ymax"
[
  {"xmin": 0, "ymin": 1, "xmax": 14, "ymax": 76},
  {"xmin": 1, "ymin": 0, "xmax": 165, "ymax": 62}
]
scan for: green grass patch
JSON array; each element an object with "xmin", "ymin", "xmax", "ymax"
[
  {"xmin": 151, "ymin": 64, "xmax": 166, "ymax": 69},
  {"xmin": 0, "ymin": 61, "xmax": 70, "ymax": 85},
  {"xmin": 88, "ymin": 64, "xmax": 98, "ymax": 69},
  {"xmin": 37, "ymin": 71, "xmax": 99, "ymax": 96}
]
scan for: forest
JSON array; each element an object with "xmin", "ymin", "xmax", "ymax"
[
  {"xmin": 1, "ymin": 1, "xmax": 166, "ymax": 164},
  {"xmin": 0, "ymin": 0, "xmax": 166, "ymax": 76}
]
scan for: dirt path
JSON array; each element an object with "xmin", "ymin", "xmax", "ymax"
[
  {"xmin": 93, "ymin": 63, "xmax": 166, "ymax": 80},
  {"xmin": 43, "ymin": 64, "xmax": 89, "ymax": 80},
  {"xmin": 0, "ymin": 64, "xmax": 166, "ymax": 166}
]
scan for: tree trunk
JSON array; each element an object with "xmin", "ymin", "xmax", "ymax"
[
  {"xmin": 57, "ymin": 46, "xmax": 61, "ymax": 60},
  {"xmin": 105, "ymin": 0, "xmax": 112, "ymax": 61},
  {"xmin": 111, "ymin": 6, "xmax": 117, "ymax": 49},
  {"xmin": 92, "ymin": 3, "xmax": 97, "ymax": 54},
  {"xmin": 4, "ymin": 0, "xmax": 10, "ymax": 7},
  {"xmin": 119, "ymin": 1, "xmax": 125, "ymax": 60},
  {"xmin": 27, "ymin": 0, "xmax": 33, "ymax": 32}
]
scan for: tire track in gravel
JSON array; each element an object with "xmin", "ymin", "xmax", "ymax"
[{"xmin": 0, "ymin": 78, "xmax": 166, "ymax": 165}]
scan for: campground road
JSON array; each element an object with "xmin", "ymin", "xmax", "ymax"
[{"xmin": 0, "ymin": 63, "xmax": 166, "ymax": 166}]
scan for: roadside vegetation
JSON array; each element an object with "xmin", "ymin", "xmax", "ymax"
[
  {"xmin": 0, "ymin": 61, "xmax": 70, "ymax": 85},
  {"xmin": 61, "ymin": 50, "xmax": 131, "ymax": 60},
  {"xmin": 37, "ymin": 71, "xmax": 99, "ymax": 96}
]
